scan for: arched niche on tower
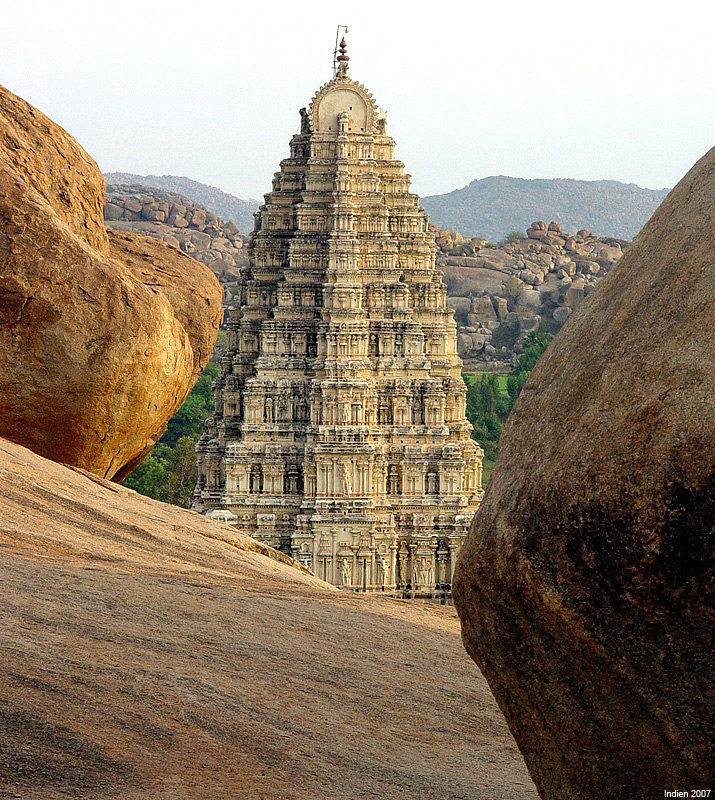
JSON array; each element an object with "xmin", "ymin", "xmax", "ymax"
[
  {"xmin": 310, "ymin": 80, "xmax": 376, "ymax": 134},
  {"xmin": 315, "ymin": 89, "xmax": 367, "ymax": 133}
]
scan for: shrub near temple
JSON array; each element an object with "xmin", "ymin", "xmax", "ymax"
[
  {"xmin": 122, "ymin": 362, "xmax": 220, "ymax": 505},
  {"xmin": 465, "ymin": 332, "xmax": 552, "ymax": 472}
]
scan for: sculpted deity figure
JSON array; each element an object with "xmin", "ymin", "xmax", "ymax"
[
  {"xmin": 340, "ymin": 461, "xmax": 352, "ymax": 496},
  {"xmin": 341, "ymin": 556, "xmax": 353, "ymax": 587},
  {"xmin": 438, "ymin": 555, "xmax": 448, "ymax": 586},
  {"xmin": 398, "ymin": 542, "xmax": 409, "ymax": 587},
  {"xmin": 413, "ymin": 557, "xmax": 423, "ymax": 587},
  {"xmin": 418, "ymin": 556, "xmax": 434, "ymax": 588},
  {"xmin": 414, "ymin": 556, "xmax": 428, "ymax": 588},
  {"xmin": 379, "ymin": 558, "xmax": 391, "ymax": 587},
  {"xmin": 426, "ymin": 470, "xmax": 438, "ymax": 495},
  {"xmin": 340, "ymin": 402, "xmax": 350, "ymax": 425}
]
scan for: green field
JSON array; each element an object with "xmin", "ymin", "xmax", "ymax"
[{"xmin": 463, "ymin": 371, "xmax": 510, "ymax": 395}]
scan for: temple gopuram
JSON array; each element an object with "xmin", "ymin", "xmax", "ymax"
[{"xmin": 194, "ymin": 40, "xmax": 484, "ymax": 596}]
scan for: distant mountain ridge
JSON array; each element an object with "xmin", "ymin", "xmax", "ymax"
[
  {"xmin": 104, "ymin": 172, "xmax": 669, "ymax": 242},
  {"xmin": 421, "ymin": 176, "xmax": 669, "ymax": 242},
  {"xmin": 103, "ymin": 172, "xmax": 259, "ymax": 233}
]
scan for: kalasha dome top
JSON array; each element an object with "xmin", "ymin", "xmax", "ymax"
[{"xmin": 194, "ymin": 38, "xmax": 484, "ymax": 597}]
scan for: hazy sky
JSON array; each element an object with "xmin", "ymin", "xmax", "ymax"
[{"xmin": 3, "ymin": 0, "xmax": 714, "ymax": 201}]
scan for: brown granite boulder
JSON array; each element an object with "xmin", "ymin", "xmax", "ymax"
[
  {"xmin": 0, "ymin": 84, "xmax": 222, "ymax": 481},
  {"xmin": 454, "ymin": 147, "xmax": 715, "ymax": 799}
]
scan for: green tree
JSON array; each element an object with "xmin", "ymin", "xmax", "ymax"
[
  {"xmin": 161, "ymin": 436, "xmax": 199, "ymax": 507},
  {"xmin": 122, "ymin": 450, "xmax": 168, "ymax": 500},
  {"xmin": 464, "ymin": 331, "xmax": 553, "ymax": 475},
  {"xmin": 503, "ymin": 274, "xmax": 524, "ymax": 302},
  {"xmin": 514, "ymin": 332, "xmax": 552, "ymax": 376},
  {"xmin": 160, "ymin": 362, "xmax": 220, "ymax": 447},
  {"xmin": 503, "ymin": 230, "xmax": 523, "ymax": 244},
  {"xmin": 122, "ymin": 361, "xmax": 220, "ymax": 506},
  {"xmin": 465, "ymin": 373, "xmax": 507, "ymax": 461}
]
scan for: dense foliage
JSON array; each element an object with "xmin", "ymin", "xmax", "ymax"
[
  {"xmin": 122, "ymin": 362, "xmax": 220, "ymax": 507},
  {"xmin": 161, "ymin": 362, "xmax": 220, "ymax": 447},
  {"xmin": 465, "ymin": 332, "xmax": 552, "ymax": 467}
]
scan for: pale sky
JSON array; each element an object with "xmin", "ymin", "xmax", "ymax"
[{"xmin": 3, "ymin": 0, "xmax": 714, "ymax": 201}]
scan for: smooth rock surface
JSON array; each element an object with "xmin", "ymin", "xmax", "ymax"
[
  {"xmin": 0, "ymin": 437, "xmax": 537, "ymax": 799},
  {"xmin": 454, "ymin": 147, "xmax": 715, "ymax": 799},
  {"xmin": 0, "ymin": 83, "xmax": 222, "ymax": 481}
]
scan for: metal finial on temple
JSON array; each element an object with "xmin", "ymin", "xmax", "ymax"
[
  {"xmin": 337, "ymin": 37, "xmax": 349, "ymax": 62},
  {"xmin": 332, "ymin": 25, "xmax": 349, "ymax": 77}
]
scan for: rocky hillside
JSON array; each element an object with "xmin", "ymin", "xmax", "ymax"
[
  {"xmin": 103, "ymin": 173, "xmax": 668, "ymax": 243},
  {"xmin": 103, "ymin": 185, "xmax": 626, "ymax": 369},
  {"xmin": 104, "ymin": 184, "xmax": 248, "ymax": 284},
  {"xmin": 104, "ymin": 172, "xmax": 258, "ymax": 233},
  {"xmin": 422, "ymin": 176, "xmax": 668, "ymax": 242},
  {"xmin": 435, "ymin": 221, "xmax": 628, "ymax": 366},
  {"xmin": 0, "ymin": 436, "xmax": 537, "ymax": 799}
]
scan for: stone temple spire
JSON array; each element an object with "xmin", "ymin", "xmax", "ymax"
[{"xmin": 195, "ymin": 50, "xmax": 484, "ymax": 597}]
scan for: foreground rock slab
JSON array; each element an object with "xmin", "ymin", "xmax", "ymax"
[
  {"xmin": 0, "ymin": 84, "xmax": 222, "ymax": 481},
  {"xmin": 0, "ymin": 437, "xmax": 536, "ymax": 800},
  {"xmin": 454, "ymin": 148, "xmax": 715, "ymax": 799}
]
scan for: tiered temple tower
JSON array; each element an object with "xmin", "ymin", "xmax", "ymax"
[{"xmin": 194, "ymin": 41, "xmax": 484, "ymax": 595}]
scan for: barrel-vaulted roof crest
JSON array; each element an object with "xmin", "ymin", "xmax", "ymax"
[{"xmin": 308, "ymin": 39, "xmax": 378, "ymax": 135}]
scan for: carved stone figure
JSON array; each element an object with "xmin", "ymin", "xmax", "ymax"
[
  {"xmin": 341, "ymin": 556, "xmax": 353, "ymax": 587},
  {"xmin": 426, "ymin": 470, "xmax": 438, "ymax": 494},
  {"xmin": 437, "ymin": 554, "xmax": 448, "ymax": 586},
  {"xmin": 379, "ymin": 558, "xmax": 391, "ymax": 587},
  {"xmin": 398, "ymin": 543, "xmax": 409, "ymax": 587},
  {"xmin": 340, "ymin": 461, "xmax": 352, "ymax": 496}
]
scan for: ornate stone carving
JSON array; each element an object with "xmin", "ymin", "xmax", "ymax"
[
  {"xmin": 340, "ymin": 461, "xmax": 352, "ymax": 496},
  {"xmin": 340, "ymin": 555, "xmax": 353, "ymax": 587}
]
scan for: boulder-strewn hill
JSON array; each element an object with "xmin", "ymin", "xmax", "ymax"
[
  {"xmin": 0, "ymin": 436, "xmax": 537, "ymax": 799},
  {"xmin": 104, "ymin": 172, "xmax": 258, "ymax": 233},
  {"xmin": 422, "ymin": 176, "xmax": 669, "ymax": 241},
  {"xmin": 433, "ymin": 221, "xmax": 629, "ymax": 366}
]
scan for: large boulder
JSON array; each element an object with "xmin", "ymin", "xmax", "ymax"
[
  {"xmin": 454, "ymin": 147, "xmax": 715, "ymax": 799},
  {"xmin": 0, "ymin": 436, "xmax": 538, "ymax": 800},
  {"xmin": 0, "ymin": 84, "xmax": 222, "ymax": 481}
]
